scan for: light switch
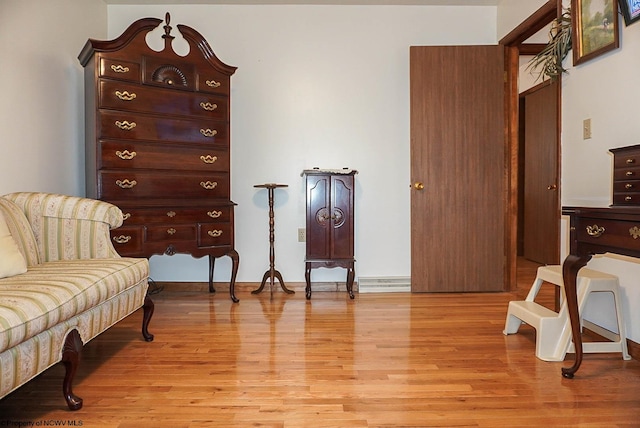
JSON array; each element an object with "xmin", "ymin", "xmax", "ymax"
[{"xmin": 583, "ymin": 118, "xmax": 592, "ymax": 139}]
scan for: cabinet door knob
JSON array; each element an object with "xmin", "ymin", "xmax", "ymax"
[{"xmin": 413, "ymin": 182, "xmax": 424, "ymax": 190}]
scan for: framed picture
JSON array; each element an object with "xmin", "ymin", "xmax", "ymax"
[
  {"xmin": 620, "ymin": 0, "xmax": 640, "ymax": 25},
  {"xmin": 572, "ymin": 0, "xmax": 620, "ymax": 66}
]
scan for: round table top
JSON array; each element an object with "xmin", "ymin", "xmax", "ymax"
[{"xmin": 254, "ymin": 183, "xmax": 288, "ymax": 189}]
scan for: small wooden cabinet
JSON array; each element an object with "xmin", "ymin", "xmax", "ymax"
[
  {"xmin": 78, "ymin": 14, "xmax": 239, "ymax": 301},
  {"xmin": 302, "ymin": 169, "xmax": 357, "ymax": 299},
  {"xmin": 611, "ymin": 144, "xmax": 640, "ymax": 206}
]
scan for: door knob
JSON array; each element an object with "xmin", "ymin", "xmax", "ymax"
[{"xmin": 414, "ymin": 182, "xmax": 424, "ymax": 190}]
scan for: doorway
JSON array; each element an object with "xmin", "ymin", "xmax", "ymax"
[{"xmin": 502, "ymin": 0, "xmax": 561, "ymax": 290}]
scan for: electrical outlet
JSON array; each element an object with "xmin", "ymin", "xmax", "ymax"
[
  {"xmin": 583, "ymin": 118, "xmax": 592, "ymax": 139},
  {"xmin": 298, "ymin": 228, "xmax": 306, "ymax": 242}
]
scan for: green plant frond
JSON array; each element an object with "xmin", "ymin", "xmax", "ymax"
[{"xmin": 526, "ymin": 8, "xmax": 572, "ymax": 81}]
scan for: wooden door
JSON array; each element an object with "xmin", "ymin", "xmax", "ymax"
[
  {"xmin": 522, "ymin": 81, "xmax": 559, "ymax": 265},
  {"xmin": 410, "ymin": 45, "xmax": 505, "ymax": 292}
]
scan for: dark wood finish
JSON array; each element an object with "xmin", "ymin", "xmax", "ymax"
[
  {"xmin": 611, "ymin": 144, "xmax": 640, "ymax": 206},
  {"xmin": 522, "ymin": 80, "xmax": 560, "ymax": 265},
  {"xmin": 79, "ymin": 14, "xmax": 239, "ymax": 302},
  {"xmin": 142, "ymin": 295, "xmax": 155, "ymax": 342},
  {"xmin": 562, "ymin": 205, "xmax": 640, "ymax": 377},
  {"xmin": 252, "ymin": 184, "xmax": 294, "ymax": 296},
  {"xmin": 61, "ymin": 329, "xmax": 83, "ymax": 411},
  {"xmin": 409, "ymin": 45, "xmax": 505, "ymax": 293},
  {"xmin": 302, "ymin": 169, "xmax": 357, "ymax": 299}
]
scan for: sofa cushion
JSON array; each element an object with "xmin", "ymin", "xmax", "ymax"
[
  {"xmin": 0, "ymin": 198, "xmax": 39, "ymax": 267},
  {"xmin": 0, "ymin": 257, "xmax": 148, "ymax": 354},
  {"xmin": 0, "ymin": 211, "xmax": 27, "ymax": 279}
]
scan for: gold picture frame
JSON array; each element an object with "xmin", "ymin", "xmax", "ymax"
[{"xmin": 572, "ymin": 0, "xmax": 620, "ymax": 65}]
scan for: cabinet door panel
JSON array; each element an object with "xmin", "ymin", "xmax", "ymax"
[
  {"xmin": 306, "ymin": 175, "xmax": 331, "ymax": 259},
  {"xmin": 331, "ymin": 175, "xmax": 355, "ymax": 259}
]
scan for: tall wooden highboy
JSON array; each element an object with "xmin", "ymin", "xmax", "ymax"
[
  {"xmin": 78, "ymin": 14, "xmax": 239, "ymax": 302},
  {"xmin": 302, "ymin": 169, "xmax": 357, "ymax": 299}
]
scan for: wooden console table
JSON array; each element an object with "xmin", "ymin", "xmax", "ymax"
[{"xmin": 561, "ymin": 206, "xmax": 640, "ymax": 378}]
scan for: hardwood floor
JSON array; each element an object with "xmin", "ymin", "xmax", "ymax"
[{"xmin": 1, "ymin": 262, "xmax": 639, "ymax": 427}]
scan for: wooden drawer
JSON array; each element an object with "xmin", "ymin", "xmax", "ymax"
[
  {"xmin": 142, "ymin": 55, "xmax": 196, "ymax": 91},
  {"xmin": 146, "ymin": 224, "xmax": 196, "ymax": 243},
  {"xmin": 198, "ymin": 72, "xmax": 230, "ymax": 95},
  {"xmin": 99, "ymin": 141, "xmax": 229, "ymax": 172},
  {"xmin": 198, "ymin": 222, "xmax": 232, "ymax": 247},
  {"xmin": 99, "ymin": 80, "xmax": 228, "ymax": 120},
  {"xmin": 109, "ymin": 226, "xmax": 143, "ymax": 254},
  {"xmin": 575, "ymin": 216, "xmax": 640, "ymax": 250},
  {"xmin": 612, "ymin": 146, "xmax": 640, "ymax": 168},
  {"xmin": 98, "ymin": 171, "xmax": 229, "ymax": 200},
  {"xmin": 119, "ymin": 206, "xmax": 232, "ymax": 224},
  {"xmin": 613, "ymin": 166, "xmax": 640, "ymax": 181},
  {"xmin": 99, "ymin": 58, "xmax": 140, "ymax": 82},
  {"xmin": 98, "ymin": 111, "xmax": 227, "ymax": 145},
  {"xmin": 613, "ymin": 180, "xmax": 640, "ymax": 193},
  {"xmin": 612, "ymin": 193, "xmax": 640, "ymax": 205}
]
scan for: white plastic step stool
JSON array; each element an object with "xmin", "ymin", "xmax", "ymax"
[{"xmin": 503, "ymin": 265, "xmax": 630, "ymax": 362}]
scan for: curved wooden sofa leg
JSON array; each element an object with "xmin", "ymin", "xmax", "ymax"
[
  {"xmin": 142, "ymin": 295, "xmax": 155, "ymax": 342},
  {"xmin": 61, "ymin": 329, "xmax": 83, "ymax": 411}
]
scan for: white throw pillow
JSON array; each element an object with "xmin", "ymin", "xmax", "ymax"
[{"xmin": 0, "ymin": 210, "xmax": 28, "ymax": 278}]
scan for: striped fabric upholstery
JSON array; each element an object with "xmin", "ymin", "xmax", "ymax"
[
  {"xmin": 2, "ymin": 192, "xmax": 123, "ymax": 262},
  {"xmin": 0, "ymin": 193, "xmax": 150, "ymax": 402},
  {"xmin": 0, "ymin": 257, "xmax": 148, "ymax": 354},
  {"xmin": 0, "ymin": 198, "xmax": 40, "ymax": 266}
]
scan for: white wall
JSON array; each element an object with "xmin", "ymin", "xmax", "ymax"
[
  {"xmin": 560, "ymin": 9, "xmax": 640, "ymax": 342},
  {"xmin": 106, "ymin": 5, "xmax": 498, "ymax": 284},
  {"xmin": 0, "ymin": 0, "xmax": 106, "ymax": 196}
]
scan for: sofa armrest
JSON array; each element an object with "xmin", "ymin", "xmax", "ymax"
[{"xmin": 2, "ymin": 192, "xmax": 124, "ymax": 261}]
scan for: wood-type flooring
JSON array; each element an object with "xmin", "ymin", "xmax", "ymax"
[{"xmin": 1, "ymin": 259, "xmax": 639, "ymax": 427}]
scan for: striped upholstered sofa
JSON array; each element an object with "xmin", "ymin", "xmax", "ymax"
[{"xmin": 0, "ymin": 192, "xmax": 153, "ymax": 410}]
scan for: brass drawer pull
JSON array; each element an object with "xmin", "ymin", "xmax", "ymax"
[
  {"xmin": 167, "ymin": 228, "xmax": 177, "ymax": 235},
  {"xmin": 200, "ymin": 129, "xmax": 217, "ymax": 137},
  {"xmin": 116, "ymin": 179, "xmax": 137, "ymax": 189},
  {"xmin": 122, "ymin": 213, "xmax": 131, "ymax": 221},
  {"xmin": 208, "ymin": 230, "xmax": 223, "ymax": 237},
  {"xmin": 167, "ymin": 211, "xmax": 176, "ymax": 217},
  {"xmin": 207, "ymin": 210, "xmax": 222, "ymax": 218},
  {"xmin": 586, "ymin": 224, "xmax": 605, "ymax": 237},
  {"xmin": 115, "ymin": 120, "xmax": 136, "ymax": 131},
  {"xmin": 630, "ymin": 226, "xmax": 640, "ymax": 239},
  {"xmin": 116, "ymin": 150, "xmax": 136, "ymax": 160},
  {"xmin": 115, "ymin": 90, "xmax": 137, "ymax": 101},
  {"xmin": 626, "ymin": 196, "xmax": 633, "ymax": 201},
  {"xmin": 200, "ymin": 181, "xmax": 218, "ymax": 190},
  {"xmin": 626, "ymin": 183, "xmax": 634, "ymax": 189},
  {"xmin": 200, "ymin": 102, "xmax": 218, "ymax": 111},
  {"xmin": 626, "ymin": 171, "xmax": 634, "ymax": 177},
  {"xmin": 206, "ymin": 80, "xmax": 221, "ymax": 88},
  {"xmin": 112, "ymin": 235, "xmax": 131, "ymax": 244},
  {"xmin": 111, "ymin": 64, "xmax": 130, "ymax": 73},
  {"xmin": 200, "ymin": 155, "xmax": 218, "ymax": 164},
  {"xmin": 627, "ymin": 158, "xmax": 636, "ymax": 164}
]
